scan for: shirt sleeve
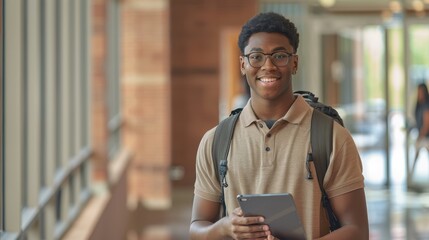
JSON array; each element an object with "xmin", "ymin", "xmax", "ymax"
[
  {"xmin": 324, "ymin": 123, "xmax": 365, "ymax": 198},
  {"xmin": 194, "ymin": 127, "xmax": 222, "ymax": 202}
]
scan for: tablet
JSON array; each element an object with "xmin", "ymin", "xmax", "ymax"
[{"xmin": 237, "ymin": 193, "xmax": 306, "ymax": 240}]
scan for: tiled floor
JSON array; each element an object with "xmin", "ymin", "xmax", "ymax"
[
  {"xmin": 127, "ymin": 186, "xmax": 193, "ymax": 240},
  {"xmin": 366, "ymin": 187, "xmax": 429, "ymax": 240}
]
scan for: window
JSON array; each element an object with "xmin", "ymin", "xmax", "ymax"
[{"xmin": 1, "ymin": 0, "xmax": 92, "ymax": 239}]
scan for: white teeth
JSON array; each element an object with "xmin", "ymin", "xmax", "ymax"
[{"xmin": 260, "ymin": 78, "xmax": 277, "ymax": 83}]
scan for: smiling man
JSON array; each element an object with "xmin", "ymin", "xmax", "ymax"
[{"xmin": 190, "ymin": 12, "xmax": 369, "ymax": 240}]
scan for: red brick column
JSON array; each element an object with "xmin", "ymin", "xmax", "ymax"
[
  {"xmin": 169, "ymin": 0, "xmax": 258, "ymax": 186},
  {"xmin": 121, "ymin": 0, "xmax": 171, "ymax": 209},
  {"xmin": 91, "ymin": 0, "xmax": 109, "ymax": 185}
]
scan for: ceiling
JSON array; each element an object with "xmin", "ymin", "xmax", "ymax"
[
  {"xmin": 262, "ymin": 0, "xmax": 429, "ymax": 12},
  {"xmin": 310, "ymin": 0, "xmax": 429, "ymax": 16}
]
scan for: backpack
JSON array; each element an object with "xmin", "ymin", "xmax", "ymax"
[{"xmin": 212, "ymin": 90, "xmax": 343, "ymax": 232}]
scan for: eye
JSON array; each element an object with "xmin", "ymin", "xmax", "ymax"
[
  {"xmin": 273, "ymin": 52, "xmax": 288, "ymax": 60},
  {"xmin": 249, "ymin": 53, "xmax": 264, "ymax": 61}
]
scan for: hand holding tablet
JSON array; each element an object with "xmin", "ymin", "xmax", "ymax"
[{"xmin": 237, "ymin": 193, "xmax": 307, "ymax": 240}]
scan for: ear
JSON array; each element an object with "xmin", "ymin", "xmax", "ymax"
[
  {"xmin": 239, "ymin": 56, "xmax": 246, "ymax": 75},
  {"xmin": 292, "ymin": 54, "xmax": 299, "ymax": 75}
]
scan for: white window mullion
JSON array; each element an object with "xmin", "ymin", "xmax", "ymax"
[
  {"xmin": 83, "ymin": 0, "xmax": 91, "ymax": 150},
  {"xmin": 74, "ymin": 0, "xmax": 82, "ymax": 162},
  {"xmin": 0, "ymin": 0, "xmax": 4, "ymax": 233},
  {"xmin": 44, "ymin": 200, "xmax": 56, "ymax": 240},
  {"xmin": 43, "ymin": 0, "xmax": 56, "ymax": 188},
  {"xmin": 83, "ymin": 0, "xmax": 92, "ymax": 195},
  {"xmin": 59, "ymin": 0, "xmax": 70, "ymax": 227},
  {"xmin": 82, "ymin": 0, "xmax": 92, "ymax": 193},
  {"xmin": 26, "ymin": 0, "xmax": 42, "ymax": 210},
  {"xmin": 60, "ymin": 0, "xmax": 70, "ymax": 172},
  {"xmin": 4, "ymin": 0, "xmax": 24, "ymax": 234},
  {"xmin": 42, "ymin": 1, "xmax": 57, "ymax": 238},
  {"xmin": 73, "ymin": 0, "xmax": 83, "ymax": 200},
  {"xmin": 68, "ymin": 0, "xmax": 76, "ymax": 160},
  {"xmin": 25, "ymin": 0, "xmax": 42, "ymax": 237}
]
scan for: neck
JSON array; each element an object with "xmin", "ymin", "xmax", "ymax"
[{"xmin": 250, "ymin": 95, "xmax": 295, "ymax": 121}]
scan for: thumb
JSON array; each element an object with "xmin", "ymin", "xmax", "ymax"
[
  {"xmin": 232, "ymin": 207, "xmax": 243, "ymax": 216},
  {"xmin": 267, "ymin": 235, "xmax": 276, "ymax": 240}
]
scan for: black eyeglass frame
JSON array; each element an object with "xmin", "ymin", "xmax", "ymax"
[{"xmin": 243, "ymin": 51, "xmax": 295, "ymax": 68}]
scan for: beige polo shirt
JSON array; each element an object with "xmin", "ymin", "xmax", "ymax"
[{"xmin": 194, "ymin": 95, "xmax": 364, "ymax": 239}]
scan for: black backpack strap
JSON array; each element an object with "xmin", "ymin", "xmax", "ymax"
[
  {"xmin": 311, "ymin": 109, "xmax": 341, "ymax": 231},
  {"xmin": 212, "ymin": 109, "xmax": 242, "ymax": 218}
]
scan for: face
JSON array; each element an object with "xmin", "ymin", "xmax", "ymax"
[{"xmin": 240, "ymin": 32, "xmax": 298, "ymax": 103}]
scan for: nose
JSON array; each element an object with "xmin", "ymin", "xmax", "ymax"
[{"xmin": 261, "ymin": 55, "xmax": 277, "ymax": 69}]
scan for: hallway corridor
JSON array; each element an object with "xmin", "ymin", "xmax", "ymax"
[{"xmin": 4, "ymin": 1, "xmax": 429, "ymax": 239}]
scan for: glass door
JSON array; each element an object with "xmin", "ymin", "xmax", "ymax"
[
  {"xmin": 406, "ymin": 24, "xmax": 429, "ymax": 189},
  {"xmin": 321, "ymin": 22, "xmax": 429, "ymax": 190},
  {"xmin": 322, "ymin": 26, "xmax": 389, "ymax": 188}
]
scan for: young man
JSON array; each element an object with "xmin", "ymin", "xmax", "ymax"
[{"xmin": 190, "ymin": 12, "xmax": 369, "ymax": 240}]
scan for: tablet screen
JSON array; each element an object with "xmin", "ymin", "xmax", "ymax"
[{"xmin": 237, "ymin": 193, "xmax": 306, "ymax": 240}]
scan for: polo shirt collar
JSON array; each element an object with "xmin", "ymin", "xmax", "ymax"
[
  {"xmin": 281, "ymin": 95, "xmax": 311, "ymax": 124},
  {"xmin": 240, "ymin": 95, "xmax": 311, "ymax": 127}
]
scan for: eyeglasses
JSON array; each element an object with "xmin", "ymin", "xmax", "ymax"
[{"xmin": 243, "ymin": 51, "xmax": 294, "ymax": 68}]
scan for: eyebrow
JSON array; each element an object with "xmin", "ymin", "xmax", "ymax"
[{"xmin": 248, "ymin": 47, "xmax": 289, "ymax": 53}]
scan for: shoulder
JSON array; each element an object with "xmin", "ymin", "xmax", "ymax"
[
  {"xmin": 330, "ymin": 122, "xmax": 362, "ymax": 166},
  {"xmin": 198, "ymin": 126, "xmax": 217, "ymax": 151},
  {"xmin": 332, "ymin": 122, "xmax": 356, "ymax": 148}
]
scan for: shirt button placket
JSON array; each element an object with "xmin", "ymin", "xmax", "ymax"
[
  {"xmin": 265, "ymin": 132, "xmax": 272, "ymax": 152},
  {"xmin": 265, "ymin": 132, "xmax": 274, "ymax": 165}
]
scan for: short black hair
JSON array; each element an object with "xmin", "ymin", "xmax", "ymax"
[{"xmin": 238, "ymin": 12, "xmax": 299, "ymax": 54}]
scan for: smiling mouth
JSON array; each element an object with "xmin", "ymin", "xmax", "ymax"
[{"xmin": 258, "ymin": 77, "xmax": 278, "ymax": 83}]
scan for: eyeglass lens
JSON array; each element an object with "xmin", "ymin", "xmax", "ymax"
[{"xmin": 247, "ymin": 52, "xmax": 290, "ymax": 67}]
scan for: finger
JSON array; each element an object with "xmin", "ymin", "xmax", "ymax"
[
  {"xmin": 234, "ymin": 216, "xmax": 265, "ymax": 225},
  {"xmin": 233, "ymin": 223, "xmax": 270, "ymax": 234},
  {"xmin": 232, "ymin": 207, "xmax": 243, "ymax": 216},
  {"xmin": 233, "ymin": 229, "xmax": 270, "ymax": 240},
  {"xmin": 267, "ymin": 234, "xmax": 275, "ymax": 240}
]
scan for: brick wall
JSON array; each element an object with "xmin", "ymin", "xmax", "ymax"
[
  {"xmin": 170, "ymin": 0, "xmax": 258, "ymax": 186},
  {"xmin": 122, "ymin": 0, "xmax": 172, "ymax": 209},
  {"xmin": 121, "ymin": 0, "xmax": 259, "ymax": 208},
  {"xmin": 92, "ymin": 0, "xmax": 109, "ymax": 184}
]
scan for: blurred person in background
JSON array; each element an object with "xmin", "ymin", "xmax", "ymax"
[{"xmin": 410, "ymin": 83, "xmax": 429, "ymax": 176}]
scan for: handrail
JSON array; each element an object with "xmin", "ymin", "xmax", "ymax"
[{"xmin": 1, "ymin": 147, "xmax": 93, "ymax": 240}]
